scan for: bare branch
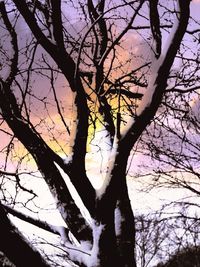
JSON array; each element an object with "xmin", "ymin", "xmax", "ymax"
[
  {"xmin": 12, "ymin": 0, "xmax": 96, "ymax": 217},
  {"xmin": 121, "ymin": 0, "xmax": 190, "ymax": 154},
  {"xmin": 50, "ymin": 0, "xmax": 65, "ymax": 51},
  {"xmin": 99, "ymin": 1, "xmax": 145, "ymax": 66},
  {"xmin": 108, "ymin": 89, "xmax": 143, "ymax": 99},
  {"xmin": 0, "ymin": 80, "xmax": 92, "ymax": 242},
  {"xmin": 0, "ymin": 169, "xmax": 37, "ymax": 197},
  {"xmin": 149, "ymin": 0, "xmax": 162, "ymax": 58},
  {"xmin": 0, "ymin": 1, "xmax": 18, "ymax": 84}
]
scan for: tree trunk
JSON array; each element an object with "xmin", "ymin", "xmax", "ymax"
[
  {"xmin": 92, "ymin": 219, "xmax": 123, "ymax": 267},
  {"xmin": 93, "ymin": 172, "xmax": 136, "ymax": 267},
  {"xmin": 92, "ymin": 206, "xmax": 136, "ymax": 267},
  {"xmin": 116, "ymin": 183, "xmax": 136, "ymax": 267}
]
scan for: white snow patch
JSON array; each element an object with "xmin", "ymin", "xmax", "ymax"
[
  {"xmin": 136, "ymin": 55, "xmax": 164, "ymax": 116},
  {"xmin": 137, "ymin": 4, "xmax": 180, "ymax": 116},
  {"xmin": 88, "ymin": 223, "xmax": 104, "ymax": 267},
  {"xmin": 65, "ymin": 222, "xmax": 104, "ymax": 267},
  {"xmin": 63, "ymin": 153, "xmax": 73, "ymax": 165},
  {"xmin": 162, "ymin": 3, "xmax": 180, "ymax": 57},
  {"xmin": 54, "ymin": 163, "xmax": 92, "ymax": 225},
  {"xmin": 96, "ymin": 137, "xmax": 119, "ymax": 198},
  {"xmin": 86, "ymin": 128, "xmax": 112, "ymax": 189},
  {"xmin": 114, "ymin": 207, "xmax": 122, "ymax": 236},
  {"xmin": 50, "ymin": 225, "xmax": 68, "ymax": 243},
  {"xmin": 121, "ymin": 3, "xmax": 181, "ymax": 137},
  {"xmin": 64, "ymin": 241, "xmax": 91, "ymax": 265},
  {"xmin": 0, "ymin": 56, "xmax": 14, "ymax": 82},
  {"xmin": 68, "ymin": 92, "xmax": 79, "ymax": 153}
]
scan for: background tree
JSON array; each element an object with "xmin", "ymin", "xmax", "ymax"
[
  {"xmin": 155, "ymin": 246, "xmax": 200, "ymax": 267},
  {"xmin": 135, "ymin": 208, "xmax": 200, "ymax": 267},
  {"xmin": 0, "ymin": 1, "xmax": 193, "ymax": 267}
]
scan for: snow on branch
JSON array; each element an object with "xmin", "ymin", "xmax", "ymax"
[
  {"xmin": 96, "ymin": 136, "xmax": 119, "ymax": 198},
  {"xmin": 0, "ymin": 204, "xmax": 51, "ymax": 267},
  {"xmin": 121, "ymin": 0, "xmax": 190, "ymax": 139},
  {"xmin": 64, "ymin": 222, "xmax": 104, "ymax": 267},
  {"xmin": 2, "ymin": 204, "xmax": 70, "ymax": 243},
  {"xmin": 54, "ymin": 163, "xmax": 93, "ymax": 226}
]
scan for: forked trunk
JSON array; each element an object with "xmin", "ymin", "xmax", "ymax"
[{"xmin": 90, "ymin": 174, "xmax": 136, "ymax": 267}]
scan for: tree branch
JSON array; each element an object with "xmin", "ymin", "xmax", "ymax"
[
  {"xmin": 149, "ymin": 0, "xmax": 162, "ymax": 58},
  {"xmin": 98, "ymin": 0, "xmax": 145, "ymax": 66},
  {"xmin": 166, "ymin": 85, "xmax": 200, "ymax": 93},
  {"xmin": 95, "ymin": 0, "xmax": 191, "ymax": 230},
  {"xmin": 120, "ymin": 0, "xmax": 190, "ymax": 155},
  {"xmin": 0, "ymin": 204, "xmax": 50, "ymax": 267},
  {"xmin": 0, "ymin": 169, "xmax": 37, "ymax": 197},
  {"xmin": 1, "ymin": 204, "xmax": 70, "ymax": 242},
  {"xmin": 0, "ymin": 1, "xmax": 18, "ymax": 84},
  {"xmin": 108, "ymin": 89, "xmax": 143, "ymax": 99},
  {"xmin": 12, "ymin": 0, "xmax": 96, "ymax": 216},
  {"xmin": 50, "ymin": 0, "xmax": 65, "ymax": 51},
  {"xmin": 0, "ymin": 80, "xmax": 92, "ymax": 242}
]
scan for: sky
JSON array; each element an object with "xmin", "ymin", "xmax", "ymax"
[{"xmin": 0, "ymin": 0, "xmax": 199, "ymax": 196}]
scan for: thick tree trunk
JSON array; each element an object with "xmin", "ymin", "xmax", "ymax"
[
  {"xmin": 92, "ymin": 205, "xmax": 136, "ymax": 267},
  {"xmin": 98, "ymin": 225, "xmax": 123, "ymax": 267},
  {"xmin": 116, "ymin": 183, "xmax": 136, "ymax": 267},
  {"xmin": 93, "ymin": 172, "xmax": 136, "ymax": 267}
]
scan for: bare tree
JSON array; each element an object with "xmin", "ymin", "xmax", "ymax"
[
  {"xmin": 135, "ymin": 207, "xmax": 200, "ymax": 267},
  {"xmin": 0, "ymin": 1, "xmax": 191, "ymax": 267},
  {"xmin": 155, "ymin": 245, "xmax": 200, "ymax": 267},
  {"xmin": 133, "ymin": 1, "xmax": 200, "ymax": 221}
]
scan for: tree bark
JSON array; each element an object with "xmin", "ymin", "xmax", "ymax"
[
  {"xmin": 116, "ymin": 182, "xmax": 136, "ymax": 267},
  {"xmin": 93, "ymin": 167, "xmax": 136, "ymax": 267}
]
